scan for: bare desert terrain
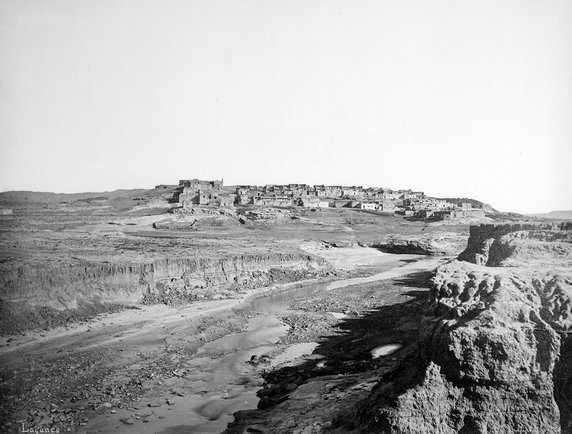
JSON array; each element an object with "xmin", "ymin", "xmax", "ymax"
[{"xmin": 0, "ymin": 187, "xmax": 570, "ymax": 434}]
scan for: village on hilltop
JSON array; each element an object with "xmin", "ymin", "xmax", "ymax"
[{"xmin": 156, "ymin": 178, "xmax": 489, "ymax": 221}]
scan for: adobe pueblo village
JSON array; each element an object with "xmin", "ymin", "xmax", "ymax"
[
  {"xmin": 0, "ymin": 179, "xmax": 571, "ymax": 434},
  {"xmin": 173, "ymin": 178, "xmax": 490, "ymax": 220}
]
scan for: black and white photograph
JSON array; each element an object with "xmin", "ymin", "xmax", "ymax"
[{"xmin": 1, "ymin": 0, "xmax": 571, "ymax": 433}]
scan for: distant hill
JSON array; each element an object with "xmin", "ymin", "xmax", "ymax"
[
  {"xmin": 0, "ymin": 189, "xmax": 150, "ymax": 205},
  {"xmin": 528, "ymin": 210, "xmax": 572, "ymax": 220},
  {"xmin": 0, "ymin": 189, "xmax": 146, "ymax": 202},
  {"xmin": 0, "ymin": 187, "xmax": 182, "ymax": 210},
  {"xmin": 436, "ymin": 197, "xmax": 498, "ymax": 213}
]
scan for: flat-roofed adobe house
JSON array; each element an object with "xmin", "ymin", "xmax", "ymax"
[
  {"xmin": 253, "ymin": 195, "xmax": 293, "ymax": 207},
  {"xmin": 415, "ymin": 209, "xmax": 434, "ymax": 219},
  {"xmin": 178, "ymin": 178, "xmax": 227, "ymax": 209},
  {"xmin": 342, "ymin": 187, "xmax": 360, "ymax": 197},
  {"xmin": 332, "ymin": 200, "xmax": 352, "ymax": 208},
  {"xmin": 301, "ymin": 197, "xmax": 329, "ymax": 208},
  {"xmin": 378, "ymin": 203, "xmax": 396, "ymax": 213},
  {"xmin": 360, "ymin": 202, "xmax": 377, "ymax": 210},
  {"xmin": 383, "ymin": 191, "xmax": 401, "ymax": 200}
]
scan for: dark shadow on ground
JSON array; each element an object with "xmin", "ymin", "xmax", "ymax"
[
  {"xmin": 397, "ymin": 258, "xmax": 420, "ymax": 264},
  {"xmin": 224, "ymin": 271, "xmax": 434, "ymax": 433},
  {"xmin": 393, "ymin": 270, "xmax": 435, "ymax": 289},
  {"xmin": 555, "ymin": 335, "xmax": 572, "ymax": 433}
]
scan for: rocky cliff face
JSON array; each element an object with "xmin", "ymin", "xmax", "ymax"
[
  {"xmin": 357, "ymin": 261, "xmax": 568, "ymax": 433},
  {"xmin": 358, "ymin": 234, "xmax": 467, "ymax": 256},
  {"xmin": 354, "ymin": 222, "xmax": 572, "ymax": 433},
  {"xmin": 0, "ymin": 253, "xmax": 330, "ymax": 333},
  {"xmin": 223, "ymin": 222, "xmax": 572, "ymax": 433},
  {"xmin": 368, "ymin": 240, "xmax": 443, "ymax": 255},
  {"xmin": 458, "ymin": 222, "xmax": 572, "ymax": 267}
]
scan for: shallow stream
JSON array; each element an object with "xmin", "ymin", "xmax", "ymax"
[{"xmin": 84, "ymin": 253, "xmax": 443, "ymax": 434}]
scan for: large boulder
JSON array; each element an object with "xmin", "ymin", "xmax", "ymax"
[{"xmin": 357, "ymin": 260, "xmax": 565, "ymax": 433}]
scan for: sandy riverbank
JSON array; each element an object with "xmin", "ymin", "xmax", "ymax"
[{"xmin": 0, "ymin": 248, "xmax": 448, "ymax": 433}]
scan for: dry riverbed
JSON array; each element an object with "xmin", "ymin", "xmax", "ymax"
[{"xmin": 0, "ymin": 249, "xmax": 447, "ymax": 433}]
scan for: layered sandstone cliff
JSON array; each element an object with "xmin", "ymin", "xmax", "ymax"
[
  {"xmin": 0, "ymin": 253, "xmax": 330, "ymax": 333},
  {"xmin": 458, "ymin": 222, "xmax": 572, "ymax": 267},
  {"xmin": 355, "ymin": 222, "xmax": 572, "ymax": 433}
]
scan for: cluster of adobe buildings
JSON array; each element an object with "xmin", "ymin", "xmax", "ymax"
[{"xmin": 163, "ymin": 179, "xmax": 487, "ymax": 221}]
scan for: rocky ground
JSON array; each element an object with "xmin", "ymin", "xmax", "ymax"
[
  {"xmin": 0, "ymin": 254, "xmax": 445, "ymax": 433},
  {"xmin": 0, "ymin": 188, "xmax": 490, "ymax": 433},
  {"xmin": 0, "ymin": 298, "xmax": 254, "ymax": 432},
  {"xmin": 225, "ymin": 271, "xmax": 434, "ymax": 433},
  {"xmin": 0, "ymin": 191, "xmax": 469, "ymax": 335},
  {"xmin": 226, "ymin": 222, "xmax": 572, "ymax": 434}
]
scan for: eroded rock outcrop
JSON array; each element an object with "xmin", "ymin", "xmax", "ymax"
[
  {"xmin": 353, "ymin": 222, "xmax": 572, "ymax": 433},
  {"xmin": 368, "ymin": 240, "xmax": 441, "ymax": 256},
  {"xmin": 360, "ymin": 232, "xmax": 469, "ymax": 256},
  {"xmin": 357, "ymin": 261, "xmax": 567, "ymax": 433},
  {"xmin": 0, "ymin": 253, "xmax": 330, "ymax": 334},
  {"xmin": 224, "ymin": 222, "xmax": 572, "ymax": 433},
  {"xmin": 458, "ymin": 222, "xmax": 572, "ymax": 267}
]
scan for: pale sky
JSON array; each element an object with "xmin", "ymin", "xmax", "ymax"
[{"xmin": 1, "ymin": 0, "xmax": 571, "ymax": 213}]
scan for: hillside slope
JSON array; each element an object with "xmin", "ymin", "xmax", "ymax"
[{"xmin": 225, "ymin": 222, "xmax": 572, "ymax": 433}]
